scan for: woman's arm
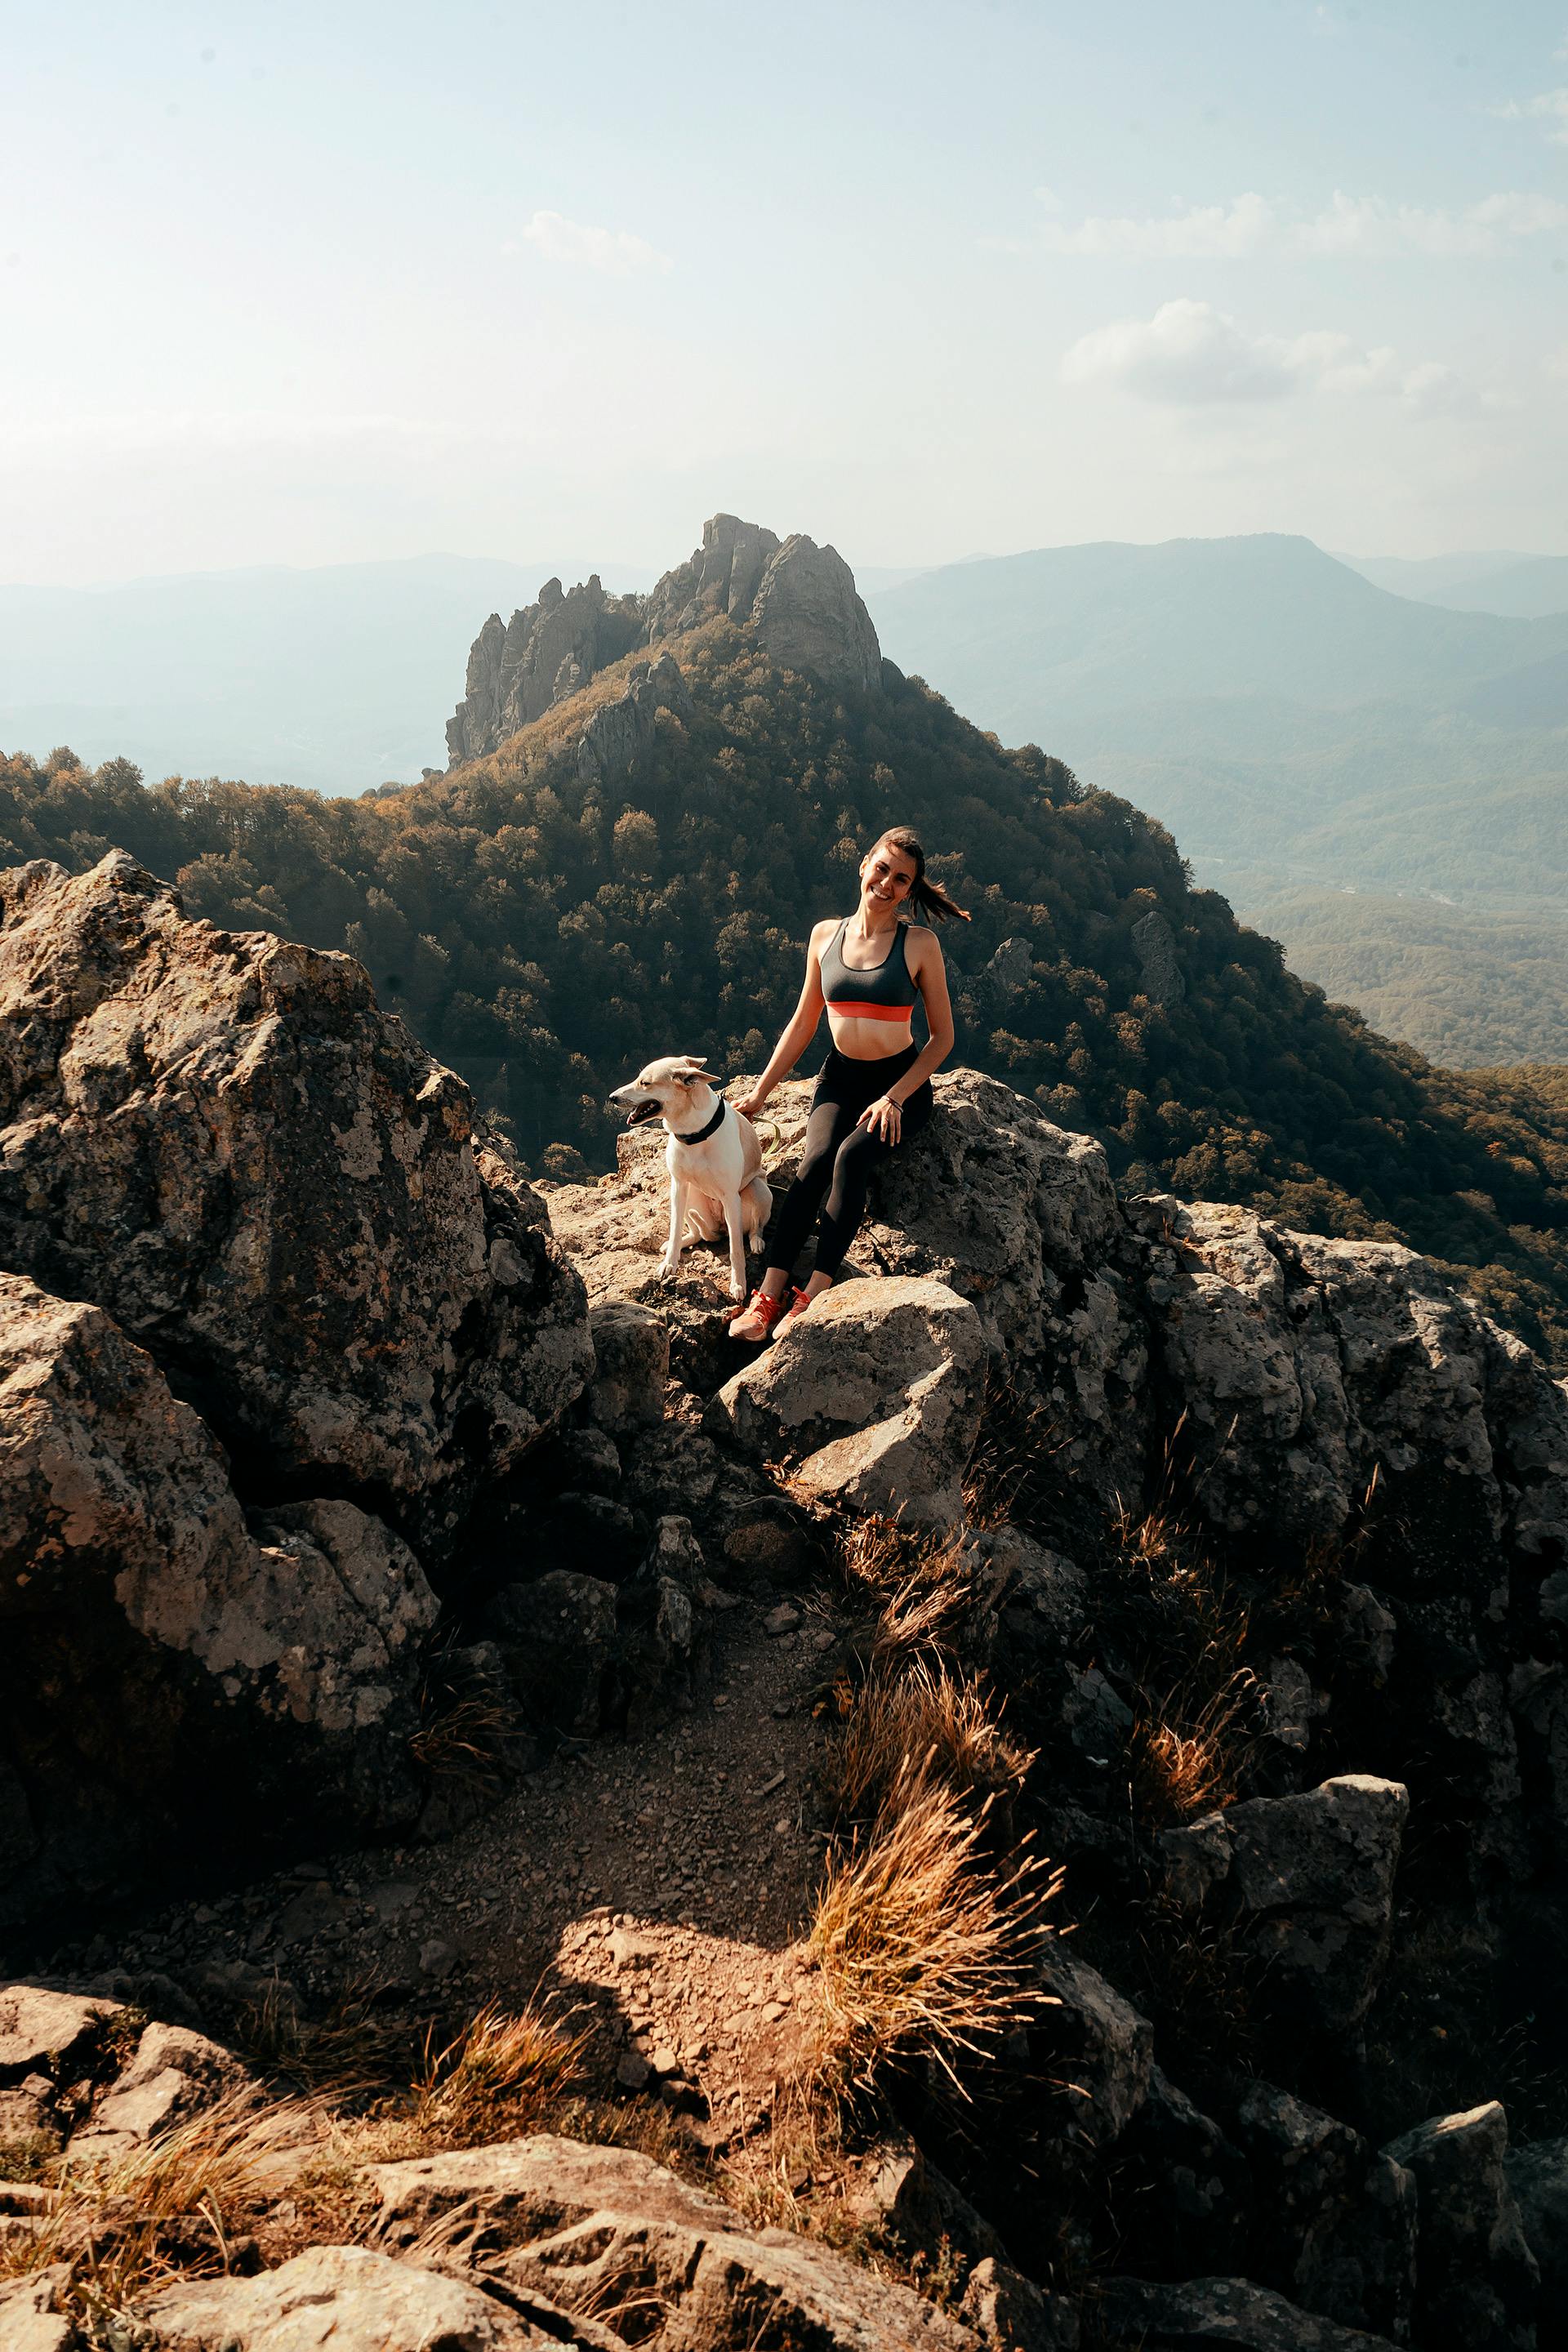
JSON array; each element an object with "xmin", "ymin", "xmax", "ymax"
[
  {"xmin": 857, "ymin": 929, "xmax": 956, "ymax": 1142},
  {"xmin": 733, "ymin": 922, "xmax": 831, "ymax": 1118}
]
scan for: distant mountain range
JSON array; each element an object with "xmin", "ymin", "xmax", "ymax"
[
  {"xmin": 3, "ymin": 532, "xmax": 1565, "ymax": 1066},
  {"xmin": 864, "ymin": 535, "xmax": 1568, "ymax": 1067},
  {"xmin": 1339, "ymin": 550, "xmax": 1568, "ymax": 619}
]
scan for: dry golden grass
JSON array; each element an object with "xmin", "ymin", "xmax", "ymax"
[
  {"xmin": 230, "ymin": 1978, "xmax": 421, "ymax": 2100},
  {"xmin": 829, "ymin": 1659, "xmax": 1035, "ymax": 1821},
  {"xmin": 962, "ymin": 1372, "xmax": 1065, "ymax": 1533},
  {"xmin": 0, "ymin": 2091, "xmax": 322, "ymax": 2322},
  {"xmin": 1128, "ymin": 1673, "xmax": 1257, "ymax": 1827},
  {"xmin": 405, "ymin": 1998, "xmax": 588, "ymax": 2151},
  {"xmin": 805, "ymin": 1760, "xmax": 1060, "ymax": 2102}
]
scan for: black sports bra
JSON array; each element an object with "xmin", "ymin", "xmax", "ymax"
[{"xmin": 820, "ymin": 918, "xmax": 920, "ymax": 1023}]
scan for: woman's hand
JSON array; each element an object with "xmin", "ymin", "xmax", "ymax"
[
  {"xmin": 733, "ymin": 1085, "xmax": 771, "ymax": 1120},
  {"xmin": 858, "ymin": 1093, "xmax": 903, "ymax": 1143}
]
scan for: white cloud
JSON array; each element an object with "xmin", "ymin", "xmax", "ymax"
[
  {"xmin": 7, "ymin": 410, "xmax": 445, "ymax": 456},
  {"xmin": 1025, "ymin": 188, "xmax": 1566, "ymax": 259},
  {"xmin": 1297, "ymin": 189, "xmax": 1568, "ymax": 253},
  {"xmin": 1059, "ymin": 300, "xmax": 1468, "ymax": 411},
  {"xmin": 1036, "ymin": 192, "xmax": 1274, "ymax": 257},
  {"xmin": 1490, "ymin": 87, "xmax": 1568, "ymax": 144},
  {"xmin": 510, "ymin": 209, "xmax": 673, "ymax": 276}
]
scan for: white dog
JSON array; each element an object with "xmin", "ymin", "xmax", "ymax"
[{"xmin": 608, "ymin": 1056, "xmax": 773, "ymax": 1300}]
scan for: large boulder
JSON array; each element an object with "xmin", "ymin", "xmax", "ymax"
[
  {"xmin": 1160, "ymin": 1777, "xmax": 1408, "ymax": 2033},
  {"xmin": 1129, "ymin": 1198, "xmax": 1568, "ymax": 1568},
  {"xmin": 1382, "ymin": 2102, "xmax": 1539, "ymax": 2352},
  {"xmin": 0, "ymin": 1274, "xmax": 436, "ymax": 1922},
  {"xmin": 136, "ymin": 2243, "xmax": 566, "ymax": 2349},
  {"xmin": 0, "ymin": 853, "xmax": 590, "ymax": 1560},
  {"xmin": 368, "ymin": 2133, "xmax": 983, "ymax": 2350},
  {"xmin": 710, "ymin": 1275, "xmax": 987, "ymax": 1531},
  {"xmin": 1504, "ymin": 2136, "xmax": 1568, "ymax": 2310},
  {"xmin": 1100, "ymin": 2274, "xmax": 1400, "ymax": 2350},
  {"xmin": 1234, "ymin": 2080, "xmax": 1416, "ymax": 2342}
]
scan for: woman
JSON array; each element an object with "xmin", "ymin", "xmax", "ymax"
[{"xmin": 728, "ymin": 827, "xmax": 968, "ymax": 1340}]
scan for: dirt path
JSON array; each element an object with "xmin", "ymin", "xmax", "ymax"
[{"xmin": 51, "ymin": 1588, "xmax": 844, "ymax": 2143}]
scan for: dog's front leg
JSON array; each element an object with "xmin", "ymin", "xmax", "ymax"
[
  {"xmin": 660, "ymin": 1172, "xmax": 690, "ymax": 1283},
  {"xmin": 721, "ymin": 1190, "xmax": 748, "ymax": 1301}
]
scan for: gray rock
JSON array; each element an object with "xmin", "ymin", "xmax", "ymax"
[
  {"xmin": 1160, "ymin": 1776, "xmax": 1408, "ymax": 2032},
  {"xmin": 73, "ymin": 2021, "xmax": 254, "ymax": 2158},
  {"xmin": 1127, "ymin": 1196, "xmax": 1568, "ymax": 1567},
  {"xmin": 0, "ymin": 1275, "xmax": 435, "ymax": 1922},
  {"xmin": 134, "ymin": 2241, "xmax": 555, "ymax": 2347},
  {"xmin": 0, "ymin": 2267, "xmax": 76, "ymax": 2352},
  {"xmin": 1032, "ymin": 1943, "xmax": 1153, "ymax": 2148},
  {"xmin": 577, "ymin": 649, "xmax": 693, "ymax": 782},
  {"xmin": 1234, "ymin": 2079, "xmax": 1415, "ymax": 2341},
  {"xmin": 1382, "ymin": 2102, "xmax": 1539, "ymax": 2351},
  {"xmin": 849, "ymin": 2132, "xmax": 1005, "ymax": 2265},
  {"xmin": 1131, "ymin": 906, "xmax": 1186, "ymax": 1006},
  {"xmin": 1100, "ymin": 2274, "xmax": 1399, "ymax": 2349},
  {"xmin": 0, "ymin": 1985, "xmax": 120, "ymax": 2081},
  {"xmin": 586, "ymin": 1298, "xmax": 670, "ymax": 1432},
  {"xmin": 367, "ymin": 2133, "xmax": 983, "ymax": 2348},
  {"xmin": 747, "ymin": 531, "xmax": 883, "ymax": 693},
  {"xmin": 1505, "ymin": 2136, "xmax": 1568, "ymax": 2307},
  {"xmin": 0, "ymin": 853, "xmax": 590, "ymax": 1561},
  {"xmin": 483, "ymin": 1570, "xmax": 620, "ymax": 1737},
  {"xmin": 1118, "ymin": 2068, "xmax": 1252, "ymax": 2278},
  {"xmin": 961, "ymin": 2256, "xmax": 1080, "ymax": 2350},
  {"xmin": 710, "ymin": 1274, "xmax": 987, "ymax": 1532}
]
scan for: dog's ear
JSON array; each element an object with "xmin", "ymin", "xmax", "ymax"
[{"xmin": 673, "ymin": 1056, "xmax": 718, "ymax": 1082}]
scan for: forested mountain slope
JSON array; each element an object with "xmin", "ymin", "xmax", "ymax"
[{"xmin": 3, "ymin": 595, "xmax": 1566, "ymax": 1367}]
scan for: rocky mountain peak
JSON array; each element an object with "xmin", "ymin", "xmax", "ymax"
[{"xmin": 446, "ymin": 512, "xmax": 882, "ymax": 764}]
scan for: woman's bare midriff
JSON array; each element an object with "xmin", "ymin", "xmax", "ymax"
[{"xmin": 825, "ymin": 1013, "xmax": 915, "ymax": 1060}]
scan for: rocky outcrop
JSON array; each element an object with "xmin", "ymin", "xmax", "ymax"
[
  {"xmin": 446, "ymin": 514, "xmax": 883, "ymax": 765},
  {"xmin": 576, "ymin": 649, "xmax": 693, "ymax": 782},
  {"xmin": 0, "ymin": 854, "xmax": 590, "ymax": 1560},
  {"xmin": 0, "ymin": 853, "xmax": 593, "ymax": 1927},
  {"xmin": 1160, "ymin": 1777, "xmax": 1410, "ymax": 2034},
  {"xmin": 1381, "ymin": 2103, "xmax": 1539, "ymax": 2352},
  {"xmin": 367, "ymin": 2133, "xmax": 984, "ymax": 2350},
  {"xmin": 1101, "ymin": 2274, "xmax": 1401, "ymax": 2350},
  {"xmin": 0, "ymin": 1273, "xmax": 436, "ymax": 1922},
  {"xmin": 138, "ymin": 2243, "xmax": 577, "ymax": 2350},
  {"xmin": 710, "ymin": 1274, "xmax": 987, "ymax": 1530},
  {"xmin": 446, "ymin": 572, "xmax": 644, "ymax": 765}
]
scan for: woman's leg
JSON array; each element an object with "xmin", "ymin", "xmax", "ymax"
[
  {"xmin": 812, "ymin": 1123, "xmax": 889, "ymax": 1279},
  {"xmin": 808, "ymin": 1078, "xmax": 933, "ymax": 1284},
  {"xmin": 761, "ymin": 1098, "xmax": 853, "ymax": 1281}
]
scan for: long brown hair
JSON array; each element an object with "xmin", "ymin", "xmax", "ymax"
[{"xmin": 874, "ymin": 827, "xmax": 970, "ymax": 924}]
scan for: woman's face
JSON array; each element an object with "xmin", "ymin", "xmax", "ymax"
[{"xmin": 860, "ymin": 840, "xmax": 917, "ymax": 911}]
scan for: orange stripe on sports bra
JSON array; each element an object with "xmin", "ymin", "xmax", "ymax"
[{"xmin": 826, "ymin": 999, "xmax": 914, "ymax": 1022}]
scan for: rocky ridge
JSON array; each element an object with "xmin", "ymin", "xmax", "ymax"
[
  {"xmin": 446, "ymin": 514, "xmax": 882, "ymax": 764},
  {"xmin": 3, "ymin": 871, "xmax": 1568, "ymax": 2347}
]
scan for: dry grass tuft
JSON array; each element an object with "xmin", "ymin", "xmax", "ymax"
[
  {"xmin": 407, "ymin": 1998, "xmax": 589, "ymax": 2150},
  {"xmin": 829, "ymin": 1659, "xmax": 1036, "ymax": 1822},
  {"xmin": 1128, "ymin": 1673, "xmax": 1258, "ymax": 1828},
  {"xmin": 230, "ymin": 1977, "xmax": 421, "ymax": 2100},
  {"xmin": 410, "ymin": 1642, "xmax": 518, "ymax": 1792},
  {"xmin": 963, "ymin": 1371, "xmax": 1065, "ymax": 1533},
  {"xmin": 0, "ymin": 2091, "xmax": 322, "ymax": 2322},
  {"xmin": 805, "ymin": 1760, "xmax": 1059, "ymax": 2102}
]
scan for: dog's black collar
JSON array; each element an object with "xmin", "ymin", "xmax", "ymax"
[{"xmin": 670, "ymin": 1092, "xmax": 727, "ymax": 1147}]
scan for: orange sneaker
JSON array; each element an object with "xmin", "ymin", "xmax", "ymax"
[
  {"xmin": 728, "ymin": 1287, "xmax": 787, "ymax": 1341},
  {"xmin": 771, "ymin": 1285, "xmax": 818, "ymax": 1339}
]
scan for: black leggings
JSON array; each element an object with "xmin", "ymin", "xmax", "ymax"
[{"xmin": 765, "ymin": 1045, "xmax": 933, "ymax": 1282}]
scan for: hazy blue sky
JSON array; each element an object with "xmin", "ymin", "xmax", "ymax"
[{"xmin": 5, "ymin": 0, "xmax": 1565, "ymax": 582}]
